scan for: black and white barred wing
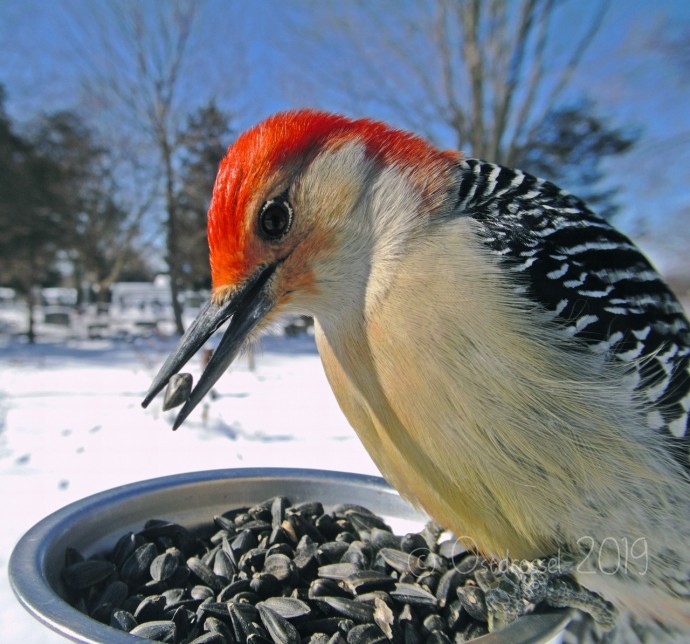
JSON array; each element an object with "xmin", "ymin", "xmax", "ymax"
[{"xmin": 458, "ymin": 159, "xmax": 690, "ymax": 463}]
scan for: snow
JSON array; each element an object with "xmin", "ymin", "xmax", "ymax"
[{"xmin": 0, "ymin": 328, "xmax": 380, "ymax": 641}]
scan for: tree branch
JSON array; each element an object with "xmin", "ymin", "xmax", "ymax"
[
  {"xmin": 491, "ymin": 0, "xmax": 538, "ymax": 161},
  {"xmin": 517, "ymin": 0, "xmax": 610, "ymax": 161},
  {"xmin": 507, "ymin": 0, "xmax": 553, "ymax": 166},
  {"xmin": 459, "ymin": 0, "xmax": 486, "ymax": 155}
]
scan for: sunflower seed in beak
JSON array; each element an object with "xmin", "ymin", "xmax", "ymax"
[{"xmin": 162, "ymin": 373, "xmax": 193, "ymax": 411}]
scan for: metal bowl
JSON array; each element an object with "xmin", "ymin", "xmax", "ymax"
[{"xmin": 9, "ymin": 468, "xmax": 570, "ymax": 643}]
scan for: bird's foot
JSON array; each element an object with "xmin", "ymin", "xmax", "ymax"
[
  {"xmin": 479, "ymin": 555, "xmax": 617, "ymax": 632},
  {"xmin": 544, "ymin": 575, "xmax": 618, "ymax": 630}
]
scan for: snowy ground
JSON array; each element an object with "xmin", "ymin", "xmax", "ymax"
[{"xmin": 0, "ymin": 327, "xmax": 380, "ymax": 641}]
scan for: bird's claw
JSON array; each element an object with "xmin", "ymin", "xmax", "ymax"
[
  {"xmin": 545, "ymin": 575, "xmax": 618, "ymax": 630},
  {"xmin": 480, "ymin": 555, "xmax": 617, "ymax": 633}
]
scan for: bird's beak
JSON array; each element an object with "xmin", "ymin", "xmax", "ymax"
[{"xmin": 141, "ymin": 263, "xmax": 278, "ymax": 429}]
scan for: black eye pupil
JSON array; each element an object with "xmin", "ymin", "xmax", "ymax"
[
  {"xmin": 260, "ymin": 200, "xmax": 291, "ymax": 239},
  {"xmin": 263, "ymin": 207, "xmax": 286, "ymax": 232}
]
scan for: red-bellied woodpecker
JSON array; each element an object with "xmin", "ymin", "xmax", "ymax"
[{"xmin": 143, "ymin": 110, "xmax": 690, "ymax": 641}]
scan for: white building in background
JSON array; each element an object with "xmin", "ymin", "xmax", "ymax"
[
  {"xmin": 0, "ymin": 288, "xmax": 16, "ymax": 305},
  {"xmin": 41, "ymin": 287, "xmax": 78, "ymax": 307},
  {"xmin": 110, "ymin": 275, "xmax": 172, "ymax": 313},
  {"xmin": 105, "ymin": 276, "xmax": 211, "ymax": 338},
  {"xmin": 0, "ymin": 277, "xmax": 213, "ymax": 340}
]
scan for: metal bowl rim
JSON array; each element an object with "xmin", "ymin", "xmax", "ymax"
[
  {"xmin": 9, "ymin": 467, "xmax": 571, "ymax": 643},
  {"xmin": 8, "ymin": 468, "xmax": 409, "ymax": 642}
]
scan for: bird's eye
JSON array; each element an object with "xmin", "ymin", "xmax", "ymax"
[{"xmin": 259, "ymin": 199, "xmax": 292, "ymax": 240}]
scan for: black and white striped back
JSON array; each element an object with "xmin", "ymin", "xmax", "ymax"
[{"xmin": 456, "ymin": 159, "xmax": 690, "ymax": 468}]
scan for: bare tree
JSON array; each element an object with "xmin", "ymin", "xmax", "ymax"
[
  {"xmin": 286, "ymin": 0, "xmax": 631, "ymax": 212},
  {"xmin": 66, "ymin": 0, "xmax": 244, "ymax": 333},
  {"xmin": 292, "ymin": 0, "xmax": 606, "ymax": 155},
  {"xmin": 72, "ymin": 172, "xmax": 156, "ymax": 304},
  {"xmin": 88, "ymin": 1, "xmax": 196, "ymax": 333},
  {"xmin": 436, "ymin": 0, "xmax": 610, "ymax": 165}
]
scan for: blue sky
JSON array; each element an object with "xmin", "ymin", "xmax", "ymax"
[{"xmin": 1, "ymin": 0, "xmax": 688, "ymax": 268}]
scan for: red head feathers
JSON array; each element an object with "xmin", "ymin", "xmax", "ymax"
[{"xmin": 207, "ymin": 110, "xmax": 459, "ymax": 289}]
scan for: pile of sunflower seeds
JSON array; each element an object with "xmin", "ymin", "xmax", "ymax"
[{"xmin": 62, "ymin": 496, "xmax": 572, "ymax": 643}]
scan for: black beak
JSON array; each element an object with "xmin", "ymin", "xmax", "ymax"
[{"xmin": 141, "ymin": 263, "xmax": 278, "ymax": 429}]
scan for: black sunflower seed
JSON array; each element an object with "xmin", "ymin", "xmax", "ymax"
[
  {"xmin": 109, "ymin": 608, "xmax": 137, "ymax": 632},
  {"xmin": 162, "ymin": 372, "xmax": 193, "ymax": 411},
  {"xmin": 112, "ymin": 532, "xmax": 140, "ymax": 568},
  {"xmin": 92, "ymin": 579, "xmax": 128, "ymax": 613},
  {"xmin": 213, "ymin": 549, "xmax": 237, "ymax": 579},
  {"xmin": 64, "ymin": 547, "xmax": 84, "ymax": 567},
  {"xmin": 309, "ymin": 577, "xmax": 353, "ymax": 600},
  {"xmin": 121, "ymin": 543, "xmax": 157, "ymax": 585},
  {"xmin": 390, "ymin": 582, "xmax": 437, "ymax": 607},
  {"xmin": 316, "ymin": 541, "xmax": 350, "ymax": 565},
  {"xmin": 344, "ymin": 570, "xmax": 395, "ymax": 594},
  {"xmin": 129, "ymin": 620, "xmax": 176, "ymax": 642},
  {"xmin": 134, "ymin": 594, "xmax": 167, "ymax": 622},
  {"xmin": 457, "ymin": 585, "xmax": 488, "ymax": 622},
  {"xmin": 187, "ymin": 556, "xmax": 222, "ymax": 591},
  {"xmin": 62, "ymin": 559, "xmax": 116, "ymax": 590},
  {"xmin": 190, "ymin": 585, "xmax": 215, "ymax": 601},
  {"xmin": 345, "ymin": 622, "xmax": 387, "ymax": 644},
  {"xmin": 315, "ymin": 596, "xmax": 376, "ymax": 623},
  {"xmin": 257, "ymin": 596, "xmax": 311, "ymax": 619},
  {"xmin": 204, "ymin": 614, "xmax": 235, "ymax": 641},
  {"xmin": 435, "ymin": 568, "xmax": 462, "ymax": 608},
  {"xmin": 270, "ymin": 496, "xmax": 290, "ymax": 528},
  {"xmin": 378, "ymin": 548, "xmax": 424, "ymax": 576},
  {"xmin": 250, "ymin": 572, "xmax": 281, "ymax": 598},
  {"xmin": 258, "ymin": 603, "xmax": 301, "ymax": 643},
  {"xmin": 150, "ymin": 551, "xmax": 179, "ymax": 582},
  {"xmin": 318, "ymin": 562, "xmax": 359, "ymax": 581},
  {"xmin": 63, "ymin": 495, "xmax": 571, "ymax": 642},
  {"xmin": 218, "ymin": 578, "xmax": 252, "ymax": 601},
  {"xmin": 264, "ymin": 553, "xmax": 297, "ymax": 583}
]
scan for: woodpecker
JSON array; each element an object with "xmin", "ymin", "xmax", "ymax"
[{"xmin": 143, "ymin": 110, "xmax": 690, "ymax": 641}]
